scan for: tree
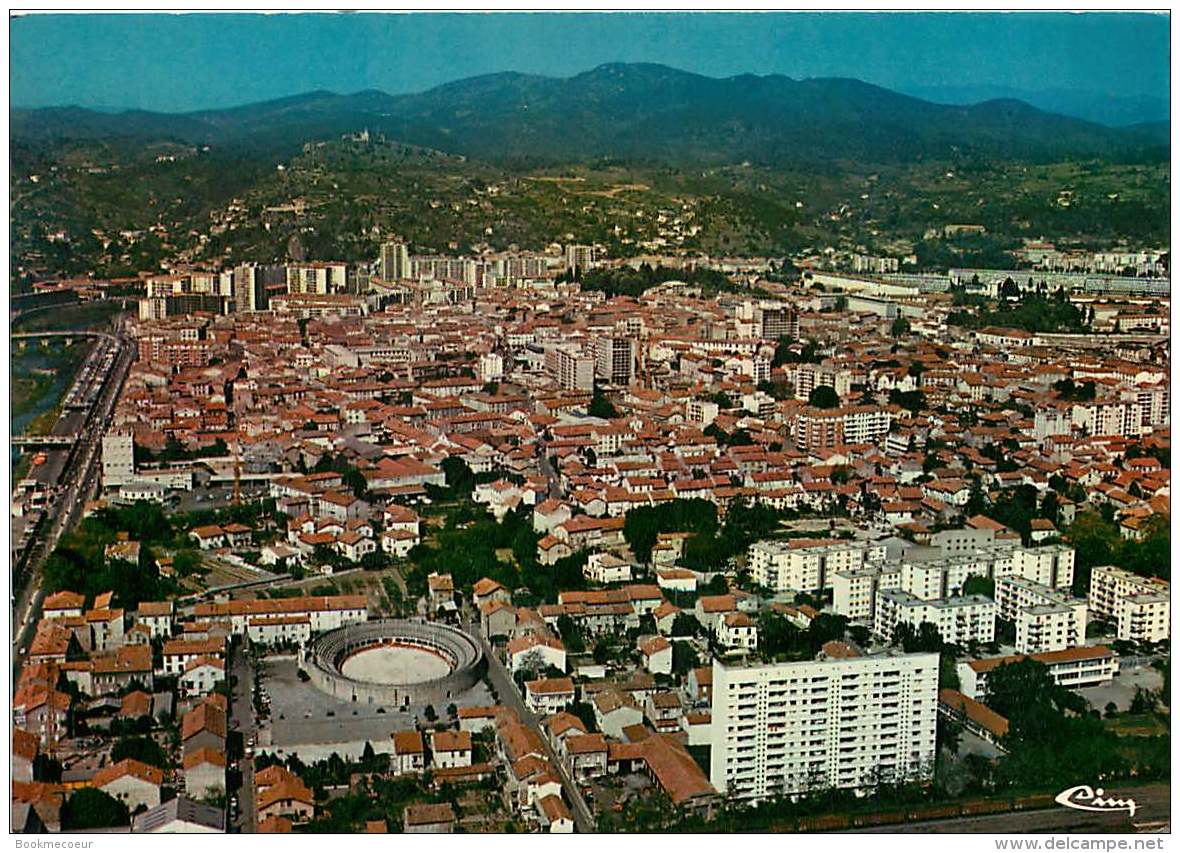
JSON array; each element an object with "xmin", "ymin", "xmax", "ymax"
[
  {"xmin": 440, "ymin": 456, "xmax": 476, "ymax": 496},
  {"xmin": 670, "ymin": 612, "xmax": 700, "ymax": 637},
  {"xmin": 847, "ymin": 625, "xmax": 871, "ymax": 648},
  {"xmin": 556, "ymin": 614, "xmax": 586, "ymax": 653},
  {"xmin": 890, "ymin": 316, "xmax": 912, "ymax": 338},
  {"xmin": 111, "ymin": 735, "xmax": 168, "ymax": 769},
  {"xmin": 566, "ymin": 701, "xmax": 598, "ymax": 732},
  {"xmin": 672, "ymin": 641, "xmax": 699, "ymax": 676},
  {"xmin": 698, "ymin": 574, "xmax": 726, "ymax": 596},
  {"xmin": 1130, "ymin": 688, "xmax": 1157, "ymax": 715},
  {"xmin": 771, "ymin": 336, "xmax": 797, "ymax": 367},
  {"xmin": 622, "ymin": 499, "xmax": 717, "ymax": 564},
  {"xmin": 423, "ymin": 704, "xmax": 437, "ymax": 722},
  {"xmin": 962, "ymin": 574, "xmax": 995, "ymax": 598},
  {"xmin": 808, "ymin": 613, "xmax": 850, "ymax": 648},
  {"xmin": 62, "ymin": 788, "xmax": 130, "ymax": 830},
  {"xmin": 893, "ymin": 621, "xmax": 944, "ymax": 654},
  {"xmin": 515, "ymin": 650, "xmax": 547, "ymax": 681},
  {"xmin": 807, "ymin": 385, "xmax": 840, "ymax": 409},
  {"xmin": 588, "ymin": 391, "xmax": 619, "ymax": 419}
]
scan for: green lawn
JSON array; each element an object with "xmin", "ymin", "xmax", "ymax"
[{"xmin": 1104, "ymin": 713, "xmax": 1169, "ymax": 737}]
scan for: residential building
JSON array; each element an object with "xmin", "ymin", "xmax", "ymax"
[
  {"xmin": 873, "ymin": 590, "xmax": 996, "ymax": 645},
  {"xmin": 1088, "ymin": 566, "xmax": 1170, "ymax": 644},
  {"xmin": 709, "ymin": 651, "xmax": 939, "ymax": 800}
]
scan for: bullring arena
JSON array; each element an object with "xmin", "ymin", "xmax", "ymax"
[{"xmin": 301, "ymin": 619, "xmax": 485, "ymax": 707}]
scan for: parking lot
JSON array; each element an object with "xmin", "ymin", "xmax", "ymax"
[
  {"xmin": 1076, "ymin": 659, "xmax": 1164, "ymax": 712},
  {"xmin": 257, "ymin": 654, "xmax": 495, "ymax": 762},
  {"xmin": 173, "ymin": 480, "xmax": 269, "ymax": 514}
]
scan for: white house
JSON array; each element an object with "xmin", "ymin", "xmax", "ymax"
[
  {"xmin": 584, "ymin": 552, "xmax": 633, "ymax": 584},
  {"xmin": 430, "ymin": 730, "xmax": 473, "ymax": 769},
  {"xmin": 524, "ymin": 677, "xmax": 575, "ymax": 716},
  {"xmin": 719, "ymin": 613, "xmax": 758, "ymax": 651},
  {"xmin": 189, "ymin": 525, "xmax": 226, "ymax": 550},
  {"xmin": 182, "ymin": 748, "xmax": 226, "ymax": 800},
  {"xmin": 639, "ymin": 636, "xmax": 673, "ymax": 675},
  {"xmin": 180, "ymin": 657, "xmax": 225, "ymax": 697},
  {"xmin": 391, "ymin": 731, "xmax": 426, "ymax": 776},
  {"xmin": 590, "ymin": 690, "xmax": 643, "ymax": 740},
  {"xmin": 537, "ymin": 794, "xmax": 574, "ymax": 833},
  {"xmin": 656, "ymin": 568, "xmax": 697, "ymax": 594},
  {"xmin": 507, "ymin": 633, "xmax": 567, "ymax": 675},
  {"xmin": 94, "ymin": 758, "xmax": 164, "ymax": 812}
]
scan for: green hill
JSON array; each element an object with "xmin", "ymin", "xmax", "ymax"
[{"xmin": 12, "ymin": 63, "xmax": 1168, "ymax": 166}]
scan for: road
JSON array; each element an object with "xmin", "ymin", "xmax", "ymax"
[
  {"xmin": 537, "ymin": 437, "xmax": 563, "ymax": 499},
  {"xmin": 228, "ymin": 644, "xmax": 258, "ymax": 833},
  {"xmin": 852, "ymin": 783, "xmax": 1170, "ymax": 834},
  {"xmin": 471, "ymin": 617, "xmax": 595, "ymax": 832},
  {"xmin": 11, "ymin": 317, "xmax": 133, "ymax": 682}
]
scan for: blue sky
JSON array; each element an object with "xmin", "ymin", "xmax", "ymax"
[{"xmin": 10, "ymin": 12, "xmax": 1170, "ymax": 122}]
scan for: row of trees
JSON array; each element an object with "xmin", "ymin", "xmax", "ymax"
[
  {"xmin": 1067, "ymin": 510, "xmax": 1170, "ymax": 590},
  {"xmin": 948, "ymin": 289, "xmax": 1089, "ymax": 334},
  {"xmin": 404, "ymin": 501, "xmax": 587, "ymax": 605},
  {"xmin": 985, "ymin": 659, "xmax": 1170, "ymax": 790},
  {"xmin": 572, "ymin": 263, "xmax": 739, "ymax": 298}
]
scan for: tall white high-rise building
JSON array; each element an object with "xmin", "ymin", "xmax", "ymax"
[
  {"xmin": 233, "ymin": 264, "xmax": 261, "ymax": 313},
  {"xmin": 102, "ymin": 433, "xmax": 135, "ymax": 488},
  {"xmin": 546, "ymin": 346, "xmax": 595, "ymax": 391},
  {"xmin": 710, "ymin": 651, "xmax": 939, "ymax": 801},
  {"xmin": 286, "ymin": 262, "xmax": 347, "ymax": 294},
  {"xmin": 380, "ymin": 241, "xmax": 411, "ymax": 282},
  {"xmin": 565, "ymin": 244, "xmax": 596, "ymax": 276},
  {"xmin": 594, "ymin": 336, "xmax": 635, "ymax": 386}
]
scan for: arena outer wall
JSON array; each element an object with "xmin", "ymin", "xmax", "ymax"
[{"xmin": 301, "ymin": 619, "xmax": 485, "ymax": 707}]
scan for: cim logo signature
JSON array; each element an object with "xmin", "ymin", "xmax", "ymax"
[{"xmin": 1055, "ymin": 785, "xmax": 1138, "ymax": 818}]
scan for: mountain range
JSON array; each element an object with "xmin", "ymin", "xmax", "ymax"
[{"xmin": 12, "ymin": 62, "xmax": 1169, "ymax": 167}]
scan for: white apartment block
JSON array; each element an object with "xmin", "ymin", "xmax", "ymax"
[
  {"xmin": 831, "ymin": 539, "xmax": 1017, "ymax": 626},
  {"xmin": 929, "ymin": 526, "xmax": 1002, "ymax": 555},
  {"xmin": 478, "ymin": 352, "xmax": 504, "ymax": 383},
  {"xmin": 1089, "ymin": 566, "xmax": 1170, "ymax": 644},
  {"xmin": 748, "ymin": 539, "xmax": 886, "ymax": 593},
  {"xmin": 1135, "ymin": 384, "xmax": 1169, "ymax": 430},
  {"xmin": 794, "ymin": 363, "xmax": 853, "ymax": 402},
  {"xmin": 751, "ymin": 302, "xmax": 798, "ymax": 341},
  {"xmin": 1034, "ymin": 406, "xmax": 1074, "ymax": 441},
  {"xmin": 594, "ymin": 336, "xmax": 635, "ymax": 386},
  {"xmin": 873, "ymin": 590, "xmax": 996, "ymax": 645},
  {"xmin": 995, "ymin": 576, "xmax": 1087, "ymax": 654},
  {"xmin": 710, "ymin": 652, "xmax": 938, "ymax": 801},
  {"xmin": 832, "ymin": 564, "xmax": 901, "ymax": 625},
  {"xmin": 547, "ymin": 346, "xmax": 595, "ymax": 391},
  {"xmin": 1071, "ymin": 399, "xmax": 1144, "ymax": 438},
  {"xmin": 686, "ymin": 399, "xmax": 720, "ymax": 427},
  {"xmin": 286, "ymin": 262, "xmax": 347, "ymax": 295},
  {"xmin": 1016, "ymin": 605, "xmax": 1085, "ymax": 655},
  {"xmin": 998, "ymin": 545, "xmax": 1075, "ymax": 590},
  {"xmin": 565, "ymin": 244, "xmax": 597, "ymax": 275},
  {"xmin": 102, "ymin": 433, "xmax": 136, "ymax": 488}
]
